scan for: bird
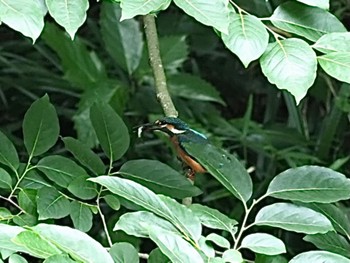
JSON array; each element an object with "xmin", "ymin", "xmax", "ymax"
[{"xmin": 136, "ymin": 117, "xmax": 208, "ymax": 179}]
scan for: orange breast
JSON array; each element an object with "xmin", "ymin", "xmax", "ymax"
[{"xmin": 170, "ymin": 137, "xmax": 206, "ymax": 173}]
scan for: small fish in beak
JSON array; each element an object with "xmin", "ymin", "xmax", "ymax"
[{"xmin": 133, "ymin": 121, "xmax": 165, "ymax": 138}]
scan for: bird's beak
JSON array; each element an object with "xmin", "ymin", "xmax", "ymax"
[{"xmin": 133, "ymin": 122, "xmax": 165, "ymax": 138}]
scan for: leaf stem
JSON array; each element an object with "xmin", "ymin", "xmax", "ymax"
[
  {"xmin": 229, "ymin": 0, "xmax": 286, "ymax": 40},
  {"xmin": 8, "ymin": 160, "xmax": 35, "ymax": 200},
  {"xmin": 233, "ymin": 194, "xmax": 267, "ymax": 249},
  {"xmin": 97, "ymin": 188, "xmax": 113, "ymax": 247}
]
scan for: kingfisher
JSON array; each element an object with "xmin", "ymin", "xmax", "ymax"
[{"xmin": 137, "ymin": 117, "xmax": 208, "ymax": 179}]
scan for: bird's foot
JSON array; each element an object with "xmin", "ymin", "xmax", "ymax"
[{"xmin": 186, "ymin": 169, "xmax": 196, "ymax": 181}]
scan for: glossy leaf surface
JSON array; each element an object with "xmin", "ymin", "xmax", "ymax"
[
  {"xmin": 23, "ymin": 95, "xmax": 59, "ymax": 157},
  {"xmin": 173, "ymin": 0, "xmax": 230, "ymax": 34},
  {"xmin": 241, "ymin": 233, "xmax": 286, "ymax": 255},
  {"xmin": 267, "ymin": 166, "xmax": 350, "ymax": 202},
  {"xmin": 190, "ymin": 204, "xmax": 238, "ymax": 232},
  {"xmin": 318, "ymin": 52, "xmax": 350, "ymax": 83},
  {"xmin": 119, "ymin": 159, "xmax": 202, "ymax": 198},
  {"xmin": 289, "ymin": 250, "xmax": 350, "ymax": 263},
  {"xmin": 183, "ymin": 143, "xmax": 252, "ymax": 202},
  {"xmin": 37, "ymin": 155, "xmax": 89, "ymax": 188},
  {"xmin": 260, "ymin": 38, "xmax": 317, "ymax": 104},
  {"xmin": 90, "ymin": 103, "xmax": 130, "ymax": 161},
  {"xmin": 222, "ymin": 14, "xmax": 268, "ymax": 67},
  {"xmin": 270, "ymin": 2, "xmax": 346, "ymax": 41},
  {"xmin": 255, "ymin": 203, "xmax": 333, "ymax": 234},
  {"xmin": 0, "ymin": 131, "xmax": 19, "ymax": 171},
  {"xmin": 63, "ymin": 137, "xmax": 105, "ymax": 175},
  {"xmin": 46, "ymin": 0, "xmax": 89, "ymax": 39}
]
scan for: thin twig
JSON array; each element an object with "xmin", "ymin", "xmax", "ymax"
[
  {"xmin": 233, "ymin": 194, "xmax": 268, "ymax": 249},
  {"xmin": 97, "ymin": 188, "xmax": 113, "ymax": 247},
  {"xmin": 0, "ymin": 195, "xmax": 27, "ymax": 214},
  {"xmin": 138, "ymin": 253, "xmax": 149, "ymax": 259}
]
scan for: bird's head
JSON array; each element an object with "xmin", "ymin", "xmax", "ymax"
[{"xmin": 136, "ymin": 117, "xmax": 189, "ymax": 137}]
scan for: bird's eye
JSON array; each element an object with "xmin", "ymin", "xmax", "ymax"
[{"xmin": 155, "ymin": 120, "xmax": 163, "ymax": 125}]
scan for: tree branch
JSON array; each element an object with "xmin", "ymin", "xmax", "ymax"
[
  {"xmin": 143, "ymin": 15, "xmax": 194, "ymax": 206},
  {"xmin": 143, "ymin": 14, "xmax": 178, "ymax": 117}
]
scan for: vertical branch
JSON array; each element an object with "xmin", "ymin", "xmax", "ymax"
[
  {"xmin": 143, "ymin": 14, "xmax": 194, "ymax": 206},
  {"xmin": 143, "ymin": 14, "xmax": 178, "ymax": 117}
]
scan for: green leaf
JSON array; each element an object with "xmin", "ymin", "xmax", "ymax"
[
  {"xmin": 22, "ymin": 95, "xmax": 59, "ymax": 157},
  {"xmin": 318, "ymin": 52, "xmax": 350, "ymax": 83},
  {"xmin": 120, "ymin": 0, "xmax": 171, "ymax": 20},
  {"xmin": 160, "ymin": 195, "xmax": 202, "ymax": 241},
  {"xmin": 0, "ymin": 131, "xmax": 19, "ymax": 171},
  {"xmin": 63, "ymin": 137, "xmax": 105, "ymax": 175},
  {"xmin": 68, "ymin": 175, "xmax": 97, "ymax": 200},
  {"xmin": 270, "ymin": 1, "xmax": 346, "ymax": 42},
  {"xmin": 241, "ymin": 233, "xmax": 286, "ymax": 255},
  {"xmin": 31, "ymin": 224, "xmax": 114, "ymax": 262},
  {"xmin": 168, "ymin": 74, "xmax": 225, "ymax": 105},
  {"xmin": 183, "ymin": 143, "xmax": 252, "ymax": 203},
  {"xmin": 173, "ymin": 0, "xmax": 230, "ymax": 34},
  {"xmin": 0, "ymin": 0, "xmax": 44, "ymax": 42},
  {"xmin": 255, "ymin": 254, "xmax": 288, "ymax": 263},
  {"xmin": 260, "ymin": 38, "xmax": 317, "ymax": 104},
  {"xmin": 0, "ymin": 224, "xmax": 28, "ymax": 253},
  {"xmin": 222, "ymin": 14, "xmax": 268, "ymax": 67},
  {"xmin": 205, "ymin": 233, "xmax": 230, "ymax": 249},
  {"xmin": 9, "ymin": 254, "xmax": 28, "ymax": 263},
  {"xmin": 37, "ymin": 155, "xmax": 89, "ymax": 188},
  {"xmin": 46, "ymin": 0, "xmax": 88, "ymax": 39},
  {"xmin": 222, "ymin": 249, "xmax": 244, "ymax": 263},
  {"xmin": 100, "ymin": 2, "xmax": 143, "ymax": 75},
  {"xmin": 304, "ymin": 232, "xmax": 350, "ymax": 258},
  {"xmin": 198, "ymin": 236, "xmax": 215, "ymax": 258},
  {"xmin": 114, "ymin": 211, "xmax": 179, "ymax": 238},
  {"xmin": 103, "ymin": 195, "xmax": 121, "ymax": 211},
  {"xmin": 73, "ymin": 85, "xmax": 120, "ymax": 147},
  {"xmin": 160, "ymin": 36, "xmax": 189, "ymax": 72},
  {"xmin": 12, "ymin": 214, "xmax": 38, "ymax": 227},
  {"xmin": 0, "ymin": 168, "xmax": 12, "ymax": 190},
  {"xmin": 37, "ymin": 187, "xmax": 70, "ymax": 220},
  {"xmin": 119, "ymin": 159, "xmax": 202, "ymax": 199},
  {"xmin": 90, "ymin": 176, "xmax": 201, "ymax": 242},
  {"xmin": 90, "ymin": 103, "xmax": 130, "ymax": 161},
  {"xmin": 266, "ymin": 166, "xmax": 350, "ymax": 203},
  {"xmin": 18, "ymin": 189, "xmax": 37, "ymax": 215},
  {"xmin": 289, "ymin": 251, "xmax": 350, "ymax": 263},
  {"xmin": 254, "ymin": 203, "xmax": 334, "ymax": 234},
  {"xmin": 313, "ymin": 33, "xmax": 350, "ymax": 53},
  {"xmin": 208, "ymin": 258, "xmax": 225, "ymax": 263},
  {"xmin": 69, "ymin": 201, "xmax": 93, "ymax": 232},
  {"xmin": 42, "ymin": 23, "xmax": 108, "ymax": 89},
  {"xmin": 12, "ymin": 230, "xmax": 61, "ymax": 259},
  {"xmin": 0, "ymin": 208, "xmax": 12, "ymax": 221},
  {"xmin": 296, "ymin": 0, "xmax": 329, "ymax": 9},
  {"xmin": 44, "ymin": 254, "xmax": 76, "ymax": 263},
  {"xmin": 19, "ymin": 168, "xmax": 51, "ymax": 190},
  {"xmin": 300, "ymin": 203, "xmax": 350, "ymax": 237},
  {"xmin": 109, "ymin": 242, "xmax": 139, "ymax": 263},
  {"xmin": 148, "ymin": 248, "xmax": 170, "ymax": 263},
  {"xmin": 149, "ymin": 227, "xmax": 203, "ymax": 263},
  {"xmin": 190, "ymin": 204, "xmax": 238, "ymax": 232}
]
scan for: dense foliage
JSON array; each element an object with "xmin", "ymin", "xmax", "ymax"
[{"xmin": 0, "ymin": 0, "xmax": 350, "ymax": 262}]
